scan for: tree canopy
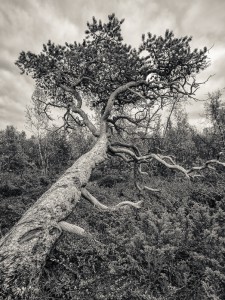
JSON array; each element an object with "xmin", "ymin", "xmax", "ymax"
[{"xmin": 16, "ymin": 14, "xmax": 208, "ymax": 137}]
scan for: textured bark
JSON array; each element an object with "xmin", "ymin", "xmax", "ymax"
[{"xmin": 0, "ymin": 133, "xmax": 108, "ymax": 297}]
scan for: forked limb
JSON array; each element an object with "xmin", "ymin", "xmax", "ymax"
[{"xmin": 108, "ymin": 144, "xmax": 225, "ymax": 180}]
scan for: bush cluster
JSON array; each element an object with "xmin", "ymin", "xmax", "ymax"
[
  {"xmin": 1, "ymin": 125, "xmax": 225, "ymax": 299},
  {"xmin": 37, "ymin": 177, "xmax": 225, "ymax": 300}
]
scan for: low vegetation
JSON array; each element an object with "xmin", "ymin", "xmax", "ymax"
[{"xmin": 1, "ymin": 106, "xmax": 225, "ymax": 299}]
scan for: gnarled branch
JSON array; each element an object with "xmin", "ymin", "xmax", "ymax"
[
  {"xmin": 187, "ymin": 159, "xmax": 225, "ymax": 174},
  {"xmin": 136, "ymin": 182, "xmax": 160, "ymax": 193},
  {"xmin": 81, "ymin": 188, "xmax": 143, "ymax": 211},
  {"xmin": 109, "ymin": 145, "xmax": 225, "ymax": 178}
]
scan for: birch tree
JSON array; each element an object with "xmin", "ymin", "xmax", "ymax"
[{"xmin": 26, "ymin": 87, "xmax": 53, "ymax": 175}]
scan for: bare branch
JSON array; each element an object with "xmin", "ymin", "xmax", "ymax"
[
  {"xmin": 159, "ymin": 155, "xmax": 176, "ymax": 165},
  {"xmin": 111, "ymin": 142, "xmax": 142, "ymax": 156},
  {"xmin": 58, "ymin": 221, "xmax": 103, "ymax": 246},
  {"xmin": 109, "ymin": 113, "xmax": 147, "ymax": 126},
  {"xmin": 136, "ymin": 182, "xmax": 160, "ymax": 193},
  {"xmin": 109, "ymin": 144, "xmax": 225, "ymax": 178},
  {"xmin": 143, "ymin": 153, "xmax": 190, "ymax": 177},
  {"xmin": 81, "ymin": 188, "xmax": 143, "ymax": 211},
  {"xmin": 58, "ymin": 221, "xmax": 93, "ymax": 238},
  {"xmin": 187, "ymin": 159, "xmax": 225, "ymax": 174},
  {"xmin": 108, "ymin": 146, "xmax": 189, "ymax": 177},
  {"xmin": 143, "ymin": 186, "xmax": 161, "ymax": 192},
  {"xmin": 108, "ymin": 145, "xmax": 142, "ymax": 162},
  {"xmin": 112, "ymin": 152, "xmax": 134, "ymax": 162}
]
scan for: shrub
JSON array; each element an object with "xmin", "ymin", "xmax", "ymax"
[
  {"xmin": 98, "ymin": 175, "xmax": 126, "ymax": 188},
  {"xmin": 0, "ymin": 183, "xmax": 23, "ymax": 197},
  {"xmin": 38, "ymin": 175, "xmax": 225, "ymax": 299}
]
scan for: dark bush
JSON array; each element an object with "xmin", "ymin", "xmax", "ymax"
[
  {"xmin": 38, "ymin": 176, "xmax": 225, "ymax": 300},
  {"xmin": 89, "ymin": 170, "xmax": 103, "ymax": 181},
  {"xmin": 98, "ymin": 175, "xmax": 126, "ymax": 188},
  {"xmin": 0, "ymin": 183, "xmax": 23, "ymax": 197},
  {"xmin": 39, "ymin": 176, "xmax": 50, "ymax": 186}
]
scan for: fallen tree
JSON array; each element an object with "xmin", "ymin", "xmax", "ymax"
[{"xmin": 0, "ymin": 14, "xmax": 218, "ymax": 298}]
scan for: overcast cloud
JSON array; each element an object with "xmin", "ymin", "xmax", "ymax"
[{"xmin": 0, "ymin": 0, "xmax": 225, "ymax": 132}]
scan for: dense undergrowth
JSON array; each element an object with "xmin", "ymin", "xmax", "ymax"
[
  {"xmin": 39, "ymin": 173, "xmax": 225, "ymax": 300},
  {"xmin": 1, "ymin": 125, "xmax": 225, "ymax": 299},
  {"xmin": 1, "ymin": 167, "xmax": 225, "ymax": 299}
]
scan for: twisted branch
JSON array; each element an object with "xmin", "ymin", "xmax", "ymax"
[
  {"xmin": 81, "ymin": 188, "xmax": 143, "ymax": 211},
  {"xmin": 108, "ymin": 145, "xmax": 225, "ymax": 178},
  {"xmin": 187, "ymin": 159, "xmax": 225, "ymax": 174}
]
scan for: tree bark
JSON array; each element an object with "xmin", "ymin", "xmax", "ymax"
[{"xmin": 0, "ymin": 133, "xmax": 108, "ymax": 298}]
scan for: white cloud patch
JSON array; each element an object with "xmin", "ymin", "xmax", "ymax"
[{"xmin": 0, "ymin": 0, "xmax": 81, "ymax": 132}]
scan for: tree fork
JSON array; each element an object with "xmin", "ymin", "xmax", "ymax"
[{"xmin": 0, "ymin": 132, "xmax": 108, "ymax": 297}]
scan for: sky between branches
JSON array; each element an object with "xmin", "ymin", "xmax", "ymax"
[{"xmin": 0, "ymin": 0, "xmax": 225, "ymax": 133}]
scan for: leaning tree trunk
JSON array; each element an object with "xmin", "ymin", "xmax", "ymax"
[{"xmin": 0, "ymin": 133, "xmax": 108, "ymax": 298}]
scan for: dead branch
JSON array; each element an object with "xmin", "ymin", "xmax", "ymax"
[
  {"xmin": 81, "ymin": 188, "xmax": 143, "ymax": 211},
  {"xmin": 109, "ymin": 113, "xmax": 147, "ymax": 126},
  {"xmin": 143, "ymin": 185, "xmax": 161, "ymax": 192},
  {"xmin": 158, "ymin": 155, "xmax": 176, "ymax": 165},
  {"xmin": 138, "ymin": 164, "xmax": 148, "ymax": 176},
  {"xmin": 111, "ymin": 142, "xmax": 142, "ymax": 156},
  {"xmin": 112, "ymin": 152, "xmax": 134, "ymax": 162},
  {"xmin": 109, "ymin": 145, "xmax": 225, "ymax": 178},
  {"xmin": 58, "ymin": 221, "xmax": 92, "ymax": 238},
  {"xmin": 187, "ymin": 159, "xmax": 225, "ymax": 174},
  {"xmin": 58, "ymin": 221, "xmax": 103, "ymax": 246},
  {"xmin": 136, "ymin": 182, "xmax": 160, "ymax": 193}
]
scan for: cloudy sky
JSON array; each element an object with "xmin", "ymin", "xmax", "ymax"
[{"xmin": 0, "ymin": 0, "xmax": 225, "ymax": 133}]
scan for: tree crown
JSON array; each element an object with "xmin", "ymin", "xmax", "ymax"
[{"xmin": 16, "ymin": 14, "xmax": 208, "ymax": 135}]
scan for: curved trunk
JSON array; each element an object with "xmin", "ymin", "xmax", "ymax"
[{"xmin": 0, "ymin": 133, "xmax": 108, "ymax": 297}]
